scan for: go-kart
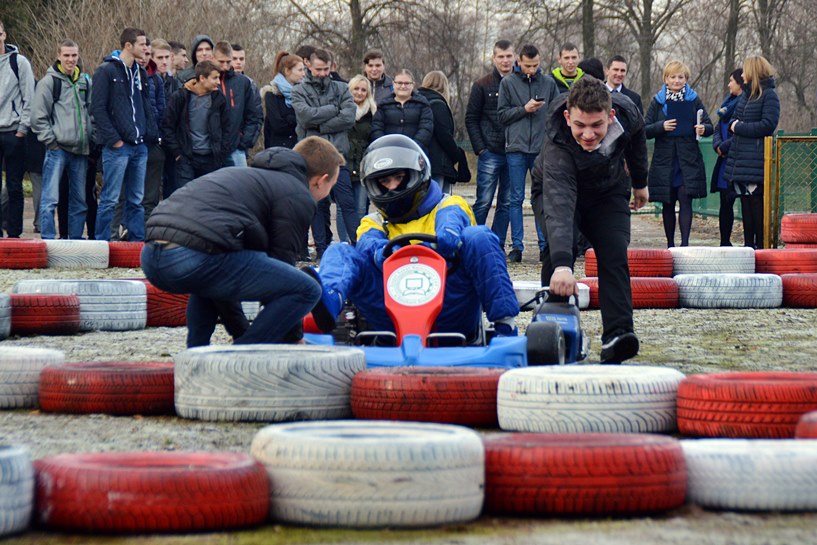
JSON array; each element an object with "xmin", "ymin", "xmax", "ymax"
[
  {"xmin": 525, "ymin": 287, "xmax": 589, "ymax": 365},
  {"xmin": 304, "ymin": 233, "xmax": 527, "ymax": 368}
]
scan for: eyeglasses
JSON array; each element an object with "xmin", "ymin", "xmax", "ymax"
[{"xmin": 394, "ymin": 81, "xmax": 414, "ymax": 87}]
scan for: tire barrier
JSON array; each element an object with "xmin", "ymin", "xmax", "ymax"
[
  {"xmin": 9, "ymin": 294, "xmax": 81, "ymax": 336},
  {"xmin": 0, "ymin": 347, "xmax": 64, "ymax": 409},
  {"xmin": 669, "ymin": 246, "xmax": 755, "ymax": 275},
  {"xmin": 43, "ymin": 239, "xmax": 109, "ymax": 269},
  {"xmin": 781, "ymin": 273, "xmax": 817, "ymax": 308},
  {"xmin": 108, "ymin": 241, "xmax": 145, "ymax": 268},
  {"xmin": 579, "ymin": 277, "xmax": 679, "ymax": 309},
  {"xmin": 175, "ymin": 345, "xmax": 365, "ymax": 422},
  {"xmin": 250, "ymin": 420, "xmax": 484, "ymax": 527},
  {"xmin": 351, "ymin": 367, "xmax": 505, "ymax": 427},
  {"xmin": 34, "ymin": 451, "xmax": 269, "ymax": 532},
  {"xmin": 677, "ymin": 372, "xmax": 817, "ymax": 438},
  {"xmin": 675, "ymin": 273, "xmax": 782, "ymax": 308},
  {"xmin": 0, "ymin": 239, "xmax": 48, "ymax": 269},
  {"xmin": 781, "ymin": 213, "xmax": 817, "ymax": 244},
  {"xmin": 755, "ymin": 248, "xmax": 817, "ymax": 274},
  {"xmin": 0, "ymin": 446, "xmax": 34, "ymax": 537},
  {"xmin": 585, "ymin": 248, "xmax": 673, "ymax": 278},
  {"xmin": 497, "ymin": 365, "xmax": 685, "ymax": 433}
]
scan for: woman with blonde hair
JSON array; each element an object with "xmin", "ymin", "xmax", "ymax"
[
  {"xmin": 645, "ymin": 60, "xmax": 713, "ymax": 247},
  {"xmin": 418, "ymin": 71, "xmax": 464, "ymax": 193},
  {"xmin": 724, "ymin": 55, "xmax": 780, "ymax": 248},
  {"xmin": 260, "ymin": 51, "xmax": 304, "ymax": 149},
  {"xmin": 347, "ymin": 74, "xmax": 377, "ymax": 219}
]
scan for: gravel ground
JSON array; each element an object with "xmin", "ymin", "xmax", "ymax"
[{"xmin": 3, "ymin": 210, "xmax": 817, "ymax": 544}]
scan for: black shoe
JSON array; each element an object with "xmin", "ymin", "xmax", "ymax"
[
  {"xmin": 507, "ymin": 248, "xmax": 522, "ymax": 263},
  {"xmin": 600, "ymin": 332, "xmax": 639, "ymax": 363},
  {"xmin": 300, "ymin": 266, "xmax": 337, "ymax": 333}
]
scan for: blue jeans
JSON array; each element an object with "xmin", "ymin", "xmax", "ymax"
[
  {"xmin": 141, "ymin": 243, "xmax": 321, "ymax": 345},
  {"xmin": 312, "ymin": 166, "xmax": 359, "ymax": 251},
  {"xmin": 0, "ymin": 131, "xmax": 25, "ymax": 237},
  {"xmin": 224, "ymin": 148, "xmax": 247, "ymax": 167},
  {"xmin": 40, "ymin": 148, "xmax": 87, "ymax": 239},
  {"xmin": 507, "ymin": 151, "xmax": 545, "ymax": 252},
  {"xmin": 353, "ymin": 180, "xmax": 369, "ymax": 221},
  {"xmin": 471, "ymin": 150, "xmax": 510, "ymax": 248},
  {"xmin": 96, "ymin": 143, "xmax": 147, "ymax": 241}
]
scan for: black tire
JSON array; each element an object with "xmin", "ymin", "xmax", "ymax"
[{"xmin": 526, "ymin": 321, "xmax": 566, "ymax": 365}]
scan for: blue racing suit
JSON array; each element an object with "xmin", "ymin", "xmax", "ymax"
[{"xmin": 318, "ymin": 180, "xmax": 519, "ymax": 338}]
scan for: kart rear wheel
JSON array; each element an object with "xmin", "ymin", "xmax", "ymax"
[{"xmin": 526, "ymin": 321, "xmax": 566, "ymax": 365}]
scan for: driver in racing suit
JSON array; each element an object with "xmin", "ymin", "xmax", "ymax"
[{"xmin": 306, "ymin": 134, "xmax": 519, "ymax": 340}]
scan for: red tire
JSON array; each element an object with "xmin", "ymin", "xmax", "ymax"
[
  {"xmin": 781, "ymin": 273, "xmax": 817, "ymax": 308},
  {"xmin": 34, "ymin": 451, "xmax": 269, "ymax": 532},
  {"xmin": 9, "ymin": 294, "xmax": 81, "ymax": 335},
  {"xmin": 108, "ymin": 241, "xmax": 144, "ymax": 268},
  {"xmin": 585, "ymin": 248, "xmax": 673, "ymax": 278},
  {"xmin": 38, "ymin": 361, "xmax": 175, "ymax": 415},
  {"xmin": 795, "ymin": 411, "xmax": 817, "ymax": 438},
  {"xmin": 0, "ymin": 239, "xmax": 48, "ymax": 269},
  {"xmin": 132, "ymin": 279, "xmax": 188, "ymax": 327},
  {"xmin": 484, "ymin": 433, "xmax": 686, "ymax": 516},
  {"xmin": 755, "ymin": 249, "xmax": 817, "ymax": 274},
  {"xmin": 351, "ymin": 367, "xmax": 505, "ymax": 427},
  {"xmin": 677, "ymin": 372, "xmax": 817, "ymax": 438},
  {"xmin": 781, "ymin": 214, "xmax": 817, "ymax": 244},
  {"xmin": 579, "ymin": 277, "xmax": 677, "ymax": 309},
  {"xmin": 784, "ymin": 243, "xmax": 817, "ymax": 248}
]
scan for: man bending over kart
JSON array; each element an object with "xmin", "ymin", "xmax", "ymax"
[
  {"xmin": 307, "ymin": 134, "xmax": 519, "ymax": 341},
  {"xmin": 532, "ymin": 76, "xmax": 649, "ymax": 363}
]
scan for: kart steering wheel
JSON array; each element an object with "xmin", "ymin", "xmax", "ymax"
[{"xmin": 382, "ymin": 233, "xmax": 460, "ymax": 275}]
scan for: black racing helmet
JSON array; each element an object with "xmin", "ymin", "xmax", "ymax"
[{"xmin": 361, "ymin": 134, "xmax": 432, "ymax": 222}]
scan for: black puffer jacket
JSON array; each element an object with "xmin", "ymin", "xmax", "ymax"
[
  {"xmin": 145, "ymin": 147, "xmax": 316, "ymax": 264},
  {"xmin": 161, "ymin": 85, "xmax": 232, "ymax": 162},
  {"xmin": 347, "ymin": 110, "xmax": 373, "ymax": 182},
  {"xmin": 464, "ymin": 68, "xmax": 505, "ymax": 155},
  {"xmin": 370, "ymin": 92, "xmax": 433, "ymax": 150},
  {"xmin": 532, "ymin": 93, "xmax": 648, "ymax": 269},
  {"xmin": 417, "ymin": 87, "xmax": 459, "ymax": 181},
  {"xmin": 724, "ymin": 77, "xmax": 780, "ymax": 189},
  {"xmin": 644, "ymin": 91, "xmax": 713, "ymax": 203},
  {"xmin": 262, "ymin": 83, "xmax": 297, "ymax": 149}
]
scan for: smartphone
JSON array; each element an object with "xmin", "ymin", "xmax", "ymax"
[{"xmin": 534, "ymin": 97, "xmax": 546, "ymax": 102}]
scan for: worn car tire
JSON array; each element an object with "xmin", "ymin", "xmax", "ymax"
[
  {"xmin": 675, "ymin": 273, "xmax": 782, "ymax": 308},
  {"xmin": 677, "ymin": 371, "xmax": 817, "ymax": 438},
  {"xmin": 755, "ymin": 248, "xmax": 817, "ymax": 274},
  {"xmin": 579, "ymin": 277, "xmax": 679, "ymax": 309},
  {"xmin": 585, "ymin": 248, "xmax": 673, "ymax": 278},
  {"xmin": 0, "ymin": 347, "xmax": 64, "ymax": 408},
  {"xmin": 43, "ymin": 239, "xmax": 109, "ymax": 269},
  {"xmin": 795, "ymin": 411, "xmax": 817, "ymax": 438},
  {"xmin": 484, "ymin": 433, "xmax": 686, "ymax": 516},
  {"xmin": 781, "ymin": 273, "xmax": 817, "ymax": 308},
  {"xmin": 108, "ymin": 241, "xmax": 144, "ymax": 268},
  {"xmin": 175, "ymin": 344, "xmax": 365, "ymax": 421},
  {"xmin": 39, "ymin": 361, "xmax": 175, "ymax": 415},
  {"xmin": 12, "ymin": 279, "xmax": 147, "ymax": 331},
  {"xmin": 526, "ymin": 321, "xmax": 566, "ymax": 365},
  {"xmin": 0, "ymin": 445, "xmax": 34, "ymax": 537},
  {"xmin": 9, "ymin": 294, "xmax": 81, "ymax": 336},
  {"xmin": 34, "ymin": 452, "xmax": 269, "ymax": 532},
  {"xmin": 669, "ymin": 246, "xmax": 755, "ymax": 275},
  {"xmin": 250, "ymin": 420, "xmax": 484, "ymax": 528},
  {"xmin": 781, "ymin": 213, "xmax": 817, "ymax": 244},
  {"xmin": 497, "ymin": 365, "xmax": 685, "ymax": 433},
  {"xmin": 135, "ymin": 279, "xmax": 188, "ymax": 327},
  {"xmin": 351, "ymin": 367, "xmax": 505, "ymax": 427},
  {"xmin": 0, "ymin": 294, "xmax": 9, "ymax": 340},
  {"xmin": 0, "ymin": 239, "xmax": 48, "ymax": 269},
  {"xmin": 683, "ymin": 439, "xmax": 817, "ymax": 511}
]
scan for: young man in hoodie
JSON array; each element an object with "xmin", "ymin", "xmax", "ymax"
[
  {"xmin": 497, "ymin": 44, "xmax": 559, "ymax": 263},
  {"xmin": 212, "ymin": 41, "xmax": 262, "ymax": 168},
  {"xmin": 141, "ymin": 136, "xmax": 344, "ymax": 347},
  {"xmin": 175, "ymin": 35, "xmax": 213, "ymax": 85},
  {"xmin": 91, "ymin": 27, "xmax": 158, "ymax": 242},
  {"xmin": 550, "ymin": 42, "xmax": 584, "ymax": 94},
  {"xmin": 0, "ymin": 19, "xmax": 35, "ymax": 238},
  {"xmin": 533, "ymin": 76, "xmax": 649, "ymax": 363},
  {"xmin": 162, "ymin": 60, "xmax": 231, "ymax": 188},
  {"xmin": 30, "ymin": 39, "xmax": 94, "ymax": 240}
]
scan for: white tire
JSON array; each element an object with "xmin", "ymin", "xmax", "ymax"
[
  {"xmin": 670, "ymin": 246, "xmax": 755, "ymax": 274},
  {"xmin": 11, "ymin": 279, "xmax": 147, "ymax": 331},
  {"xmin": 250, "ymin": 420, "xmax": 484, "ymax": 527},
  {"xmin": 513, "ymin": 281, "xmax": 589, "ymax": 310},
  {"xmin": 175, "ymin": 344, "xmax": 366, "ymax": 421},
  {"xmin": 0, "ymin": 446, "xmax": 34, "ymax": 537},
  {"xmin": 43, "ymin": 240, "xmax": 109, "ymax": 269},
  {"xmin": 0, "ymin": 347, "xmax": 64, "ymax": 408},
  {"xmin": 497, "ymin": 365, "xmax": 685, "ymax": 433},
  {"xmin": 683, "ymin": 439, "xmax": 817, "ymax": 511},
  {"xmin": 675, "ymin": 273, "xmax": 783, "ymax": 308},
  {"xmin": 0, "ymin": 294, "xmax": 10, "ymax": 340}
]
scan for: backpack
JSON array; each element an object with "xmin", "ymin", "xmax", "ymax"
[
  {"xmin": 47, "ymin": 73, "xmax": 91, "ymax": 121},
  {"xmin": 9, "ymin": 52, "xmax": 18, "ymax": 80}
]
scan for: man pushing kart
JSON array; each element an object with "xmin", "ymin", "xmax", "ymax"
[{"xmin": 306, "ymin": 134, "xmax": 519, "ymax": 342}]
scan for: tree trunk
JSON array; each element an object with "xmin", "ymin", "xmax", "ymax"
[
  {"xmin": 639, "ymin": 0, "xmax": 654, "ymax": 100},
  {"xmin": 349, "ymin": 0, "xmax": 365, "ymax": 67},
  {"xmin": 582, "ymin": 0, "xmax": 595, "ymax": 58},
  {"xmin": 724, "ymin": 0, "xmax": 742, "ymax": 86}
]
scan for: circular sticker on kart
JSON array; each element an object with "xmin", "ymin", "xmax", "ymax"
[{"xmin": 386, "ymin": 263, "xmax": 442, "ymax": 306}]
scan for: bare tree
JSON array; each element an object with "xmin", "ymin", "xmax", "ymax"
[{"xmin": 582, "ymin": 0, "xmax": 595, "ymax": 58}]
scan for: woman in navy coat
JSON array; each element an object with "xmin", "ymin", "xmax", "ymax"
[
  {"xmin": 710, "ymin": 68, "xmax": 744, "ymax": 246},
  {"xmin": 723, "ymin": 56, "xmax": 780, "ymax": 249},
  {"xmin": 645, "ymin": 60, "xmax": 713, "ymax": 247}
]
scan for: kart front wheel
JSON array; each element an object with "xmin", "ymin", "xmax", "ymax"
[{"xmin": 526, "ymin": 322, "xmax": 566, "ymax": 365}]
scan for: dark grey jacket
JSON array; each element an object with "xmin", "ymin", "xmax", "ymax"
[
  {"xmin": 497, "ymin": 66, "xmax": 559, "ymax": 154},
  {"xmin": 291, "ymin": 72, "xmax": 355, "ymax": 156}
]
